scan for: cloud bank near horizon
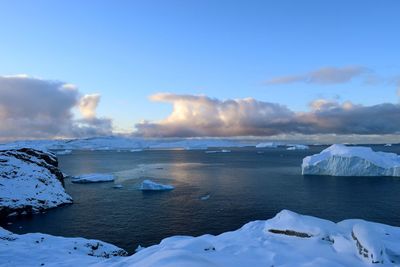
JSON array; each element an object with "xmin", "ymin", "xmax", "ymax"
[
  {"xmin": 0, "ymin": 75, "xmax": 112, "ymax": 140},
  {"xmin": 135, "ymin": 93, "xmax": 400, "ymax": 137}
]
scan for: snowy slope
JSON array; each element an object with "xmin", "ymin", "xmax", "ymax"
[
  {"xmin": 0, "ymin": 227, "xmax": 127, "ymax": 267},
  {"xmin": 302, "ymin": 144, "xmax": 400, "ymax": 176},
  {"xmin": 2, "ymin": 210, "xmax": 400, "ymax": 266},
  {"xmin": 0, "ymin": 148, "xmax": 72, "ymax": 217}
]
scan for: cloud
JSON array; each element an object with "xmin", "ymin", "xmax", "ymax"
[
  {"xmin": 265, "ymin": 66, "xmax": 371, "ymax": 85},
  {"xmin": 79, "ymin": 94, "xmax": 101, "ymax": 119},
  {"xmin": 134, "ymin": 93, "xmax": 400, "ymax": 137},
  {"xmin": 0, "ymin": 75, "xmax": 112, "ymax": 140}
]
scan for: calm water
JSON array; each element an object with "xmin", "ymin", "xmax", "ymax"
[{"xmin": 2, "ymin": 145, "xmax": 400, "ymax": 253}]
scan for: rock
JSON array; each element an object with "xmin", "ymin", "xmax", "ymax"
[{"xmin": 0, "ymin": 148, "xmax": 72, "ymax": 217}]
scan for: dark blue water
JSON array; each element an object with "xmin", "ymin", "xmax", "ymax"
[{"xmin": 2, "ymin": 145, "xmax": 400, "ymax": 253}]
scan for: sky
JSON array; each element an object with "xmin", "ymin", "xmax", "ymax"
[{"xmin": 1, "ymin": 0, "xmax": 400, "ymax": 141}]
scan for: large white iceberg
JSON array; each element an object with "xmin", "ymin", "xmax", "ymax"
[
  {"xmin": 71, "ymin": 173, "xmax": 115, "ymax": 184},
  {"xmin": 0, "ymin": 148, "xmax": 72, "ymax": 217},
  {"xmin": 302, "ymin": 144, "xmax": 400, "ymax": 176},
  {"xmin": 3, "ymin": 210, "xmax": 400, "ymax": 266},
  {"xmin": 139, "ymin": 179, "xmax": 174, "ymax": 191}
]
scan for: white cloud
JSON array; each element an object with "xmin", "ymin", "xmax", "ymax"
[
  {"xmin": 0, "ymin": 75, "xmax": 112, "ymax": 140},
  {"xmin": 135, "ymin": 93, "xmax": 400, "ymax": 137}
]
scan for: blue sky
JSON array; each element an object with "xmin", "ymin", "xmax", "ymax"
[{"xmin": 1, "ymin": 0, "xmax": 400, "ymax": 137}]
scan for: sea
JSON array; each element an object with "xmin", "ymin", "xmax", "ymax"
[{"xmin": 2, "ymin": 145, "xmax": 400, "ymax": 253}]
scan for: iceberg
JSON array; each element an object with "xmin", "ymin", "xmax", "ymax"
[
  {"xmin": 71, "ymin": 173, "xmax": 115, "ymax": 184},
  {"xmin": 139, "ymin": 179, "xmax": 174, "ymax": 191},
  {"xmin": 255, "ymin": 142, "xmax": 281, "ymax": 148},
  {"xmin": 3, "ymin": 210, "xmax": 400, "ymax": 266},
  {"xmin": 302, "ymin": 144, "xmax": 400, "ymax": 176},
  {"xmin": 0, "ymin": 148, "xmax": 72, "ymax": 217},
  {"xmin": 286, "ymin": 144, "xmax": 309, "ymax": 150}
]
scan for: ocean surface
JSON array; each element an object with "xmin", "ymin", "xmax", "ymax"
[{"xmin": 3, "ymin": 145, "xmax": 400, "ymax": 253}]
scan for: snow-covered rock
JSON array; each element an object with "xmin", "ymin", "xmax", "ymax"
[
  {"xmin": 302, "ymin": 144, "xmax": 400, "ymax": 176},
  {"xmin": 139, "ymin": 179, "xmax": 174, "ymax": 191},
  {"xmin": 0, "ymin": 148, "xmax": 72, "ymax": 217},
  {"xmin": 0, "ymin": 227, "xmax": 127, "ymax": 266},
  {"xmin": 71, "ymin": 173, "xmax": 115, "ymax": 184},
  {"xmin": 287, "ymin": 144, "xmax": 310, "ymax": 150},
  {"xmin": 2, "ymin": 210, "xmax": 400, "ymax": 266}
]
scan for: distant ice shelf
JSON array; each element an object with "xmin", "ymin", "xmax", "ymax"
[{"xmin": 302, "ymin": 144, "xmax": 400, "ymax": 176}]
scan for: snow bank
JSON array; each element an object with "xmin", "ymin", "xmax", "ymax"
[
  {"xmin": 139, "ymin": 179, "xmax": 174, "ymax": 191},
  {"xmin": 71, "ymin": 173, "xmax": 115, "ymax": 184},
  {"xmin": 0, "ymin": 148, "xmax": 72, "ymax": 217},
  {"xmin": 0, "ymin": 227, "xmax": 127, "ymax": 266},
  {"xmin": 2, "ymin": 210, "xmax": 400, "ymax": 266},
  {"xmin": 302, "ymin": 144, "xmax": 400, "ymax": 176}
]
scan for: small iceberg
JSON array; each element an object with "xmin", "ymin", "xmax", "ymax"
[
  {"xmin": 200, "ymin": 194, "xmax": 210, "ymax": 201},
  {"xmin": 205, "ymin": 149, "xmax": 231, "ymax": 154},
  {"xmin": 71, "ymin": 173, "xmax": 115, "ymax": 184},
  {"xmin": 286, "ymin": 144, "xmax": 309, "ymax": 150},
  {"xmin": 302, "ymin": 144, "xmax": 400, "ymax": 176},
  {"xmin": 113, "ymin": 184, "xmax": 123, "ymax": 189},
  {"xmin": 384, "ymin": 144, "xmax": 392, "ymax": 147},
  {"xmin": 55, "ymin": 149, "xmax": 72, "ymax": 155},
  {"xmin": 139, "ymin": 179, "xmax": 174, "ymax": 191},
  {"xmin": 255, "ymin": 142, "xmax": 280, "ymax": 148},
  {"xmin": 130, "ymin": 149, "xmax": 143, "ymax": 152}
]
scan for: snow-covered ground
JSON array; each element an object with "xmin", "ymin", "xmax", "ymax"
[
  {"xmin": 0, "ymin": 148, "xmax": 72, "ymax": 217},
  {"xmin": 0, "ymin": 227, "xmax": 127, "ymax": 267},
  {"xmin": 302, "ymin": 144, "xmax": 400, "ymax": 176},
  {"xmin": 2, "ymin": 210, "xmax": 400, "ymax": 266},
  {"xmin": 71, "ymin": 173, "xmax": 115, "ymax": 184},
  {"xmin": 139, "ymin": 179, "xmax": 174, "ymax": 191}
]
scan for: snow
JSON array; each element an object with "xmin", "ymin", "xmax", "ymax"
[
  {"xmin": 3, "ymin": 210, "xmax": 400, "ymax": 266},
  {"xmin": 302, "ymin": 144, "xmax": 400, "ymax": 176},
  {"xmin": 139, "ymin": 179, "xmax": 174, "ymax": 191},
  {"xmin": 0, "ymin": 227, "xmax": 127, "ymax": 266},
  {"xmin": 71, "ymin": 173, "xmax": 115, "ymax": 184},
  {"xmin": 287, "ymin": 144, "xmax": 310, "ymax": 150},
  {"xmin": 0, "ymin": 148, "xmax": 72, "ymax": 216}
]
